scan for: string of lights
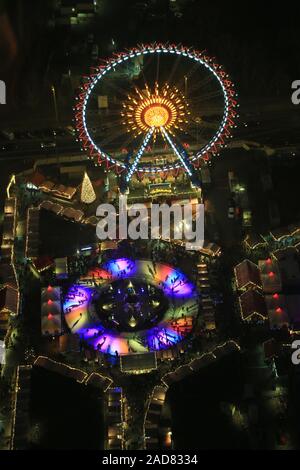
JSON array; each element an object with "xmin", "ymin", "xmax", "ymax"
[
  {"xmin": 75, "ymin": 43, "xmax": 237, "ymax": 176},
  {"xmin": 126, "ymin": 128, "xmax": 154, "ymax": 182},
  {"xmin": 160, "ymin": 127, "xmax": 193, "ymax": 177}
]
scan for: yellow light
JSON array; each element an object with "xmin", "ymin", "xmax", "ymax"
[
  {"xmin": 143, "ymin": 104, "xmax": 170, "ymax": 127},
  {"xmin": 6, "ymin": 174, "xmax": 16, "ymax": 198},
  {"xmin": 122, "ymin": 82, "xmax": 189, "ymax": 136},
  {"xmin": 128, "ymin": 315, "xmax": 137, "ymax": 328}
]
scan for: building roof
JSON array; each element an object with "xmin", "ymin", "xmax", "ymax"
[
  {"xmin": 265, "ymin": 294, "xmax": 289, "ymax": 329},
  {"xmin": 0, "ymin": 262, "xmax": 18, "ymax": 290},
  {"xmin": 55, "ymin": 257, "xmax": 68, "ymax": 279},
  {"xmin": 41, "ymin": 287, "xmax": 62, "ymax": 337},
  {"xmin": 25, "ymin": 207, "xmax": 40, "ymax": 259},
  {"xmin": 33, "ymin": 256, "xmax": 54, "ymax": 273},
  {"xmin": 100, "ymin": 240, "xmax": 119, "ymax": 251},
  {"xmin": 26, "ymin": 171, "xmax": 45, "ymax": 187},
  {"xmin": 150, "ymin": 386, "xmax": 167, "ymax": 405},
  {"xmin": 84, "ymin": 216, "xmax": 98, "ymax": 227},
  {"xmin": 4, "ymin": 198, "xmax": 17, "ymax": 216},
  {"xmin": 239, "ymin": 290, "xmax": 267, "ymax": 321},
  {"xmin": 62, "ymin": 207, "xmax": 84, "ymax": 222},
  {"xmin": 120, "ymin": 352, "xmax": 157, "ymax": 373},
  {"xmin": 2, "ymin": 198, "xmax": 17, "ymax": 243},
  {"xmin": 0, "ymin": 245, "xmax": 14, "ymax": 261},
  {"xmin": 52, "ymin": 184, "xmax": 77, "ymax": 200},
  {"xmin": 85, "ymin": 372, "xmax": 113, "ymax": 391},
  {"xmin": 244, "ymin": 233, "xmax": 267, "ymax": 250},
  {"xmin": 0, "ymin": 309, "xmax": 9, "ymax": 340},
  {"xmin": 288, "ymin": 222, "xmax": 300, "ymax": 237},
  {"xmin": 39, "ymin": 180, "xmax": 55, "ymax": 193},
  {"xmin": 200, "ymin": 241, "xmax": 221, "ymax": 258},
  {"xmin": 2, "ymin": 217, "xmax": 15, "ymax": 241},
  {"xmin": 11, "ymin": 366, "xmax": 32, "ymax": 450},
  {"xmin": 234, "ymin": 259, "xmax": 262, "ymax": 291},
  {"xmin": 34, "ymin": 356, "xmax": 88, "ymax": 383},
  {"xmin": 259, "ymin": 258, "xmax": 282, "ymax": 294},
  {"xmin": 40, "ymin": 200, "xmax": 63, "ymax": 215},
  {"xmin": 189, "ymin": 353, "xmax": 216, "ymax": 372},
  {"xmin": 0, "ymin": 286, "xmax": 19, "ymax": 316},
  {"xmin": 41, "ymin": 286, "xmax": 60, "ymax": 303}
]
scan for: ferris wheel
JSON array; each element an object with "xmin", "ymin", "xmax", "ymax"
[{"xmin": 75, "ymin": 43, "xmax": 238, "ymax": 187}]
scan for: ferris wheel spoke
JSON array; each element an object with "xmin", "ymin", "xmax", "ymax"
[
  {"xmin": 77, "ymin": 44, "xmax": 237, "ymax": 176},
  {"xmin": 99, "ymin": 78, "xmax": 133, "ymax": 100},
  {"xmin": 141, "ymin": 54, "xmax": 156, "ymax": 90},
  {"xmin": 160, "ymin": 127, "xmax": 193, "ymax": 177},
  {"xmin": 126, "ymin": 128, "xmax": 155, "ymax": 182},
  {"xmin": 167, "ymin": 54, "xmax": 182, "ymax": 87},
  {"xmin": 195, "ymin": 90, "xmax": 225, "ymax": 103},
  {"xmin": 97, "ymin": 125, "xmax": 132, "ymax": 148},
  {"xmin": 156, "ymin": 52, "xmax": 160, "ymax": 83},
  {"xmin": 189, "ymin": 73, "xmax": 217, "ymax": 92}
]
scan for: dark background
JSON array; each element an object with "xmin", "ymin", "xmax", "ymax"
[{"xmin": 1, "ymin": 0, "xmax": 300, "ymax": 104}]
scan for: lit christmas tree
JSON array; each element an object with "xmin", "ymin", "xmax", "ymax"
[{"xmin": 80, "ymin": 172, "xmax": 96, "ymax": 204}]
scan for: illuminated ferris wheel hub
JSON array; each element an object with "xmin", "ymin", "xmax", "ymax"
[
  {"xmin": 75, "ymin": 44, "xmax": 238, "ymax": 184},
  {"xmin": 123, "ymin": 83, "xmax": 189, "ymax": 134},
  {"xmin": 142, "ymin": 103, "xmax": 171, "ymax": 128}
]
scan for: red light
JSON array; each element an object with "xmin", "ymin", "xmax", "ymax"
[
  {"xmin": 48, "ymin": 313, "xmax": 53, "ymax": 320},
  {"xmin": 273, "ymin": 294, "xmax": 279, "ymax": 300},
  {"xmin": 269, "ymin": 272, "xmax": 275, "ymax": 278},
  {"xmin": 47, "ymin": 286, "xmax": 52, "ymax": 292},
  {"xmin": 276, "ymin": 308, "xmax": 282, "ymax": 314},
  {"xmin": 266, "ymin": 258, "xmax": 272, "ymax": 265},
  {"xmin": 47, "ymin": 300, "xmax": 53, "ymax": 305}
]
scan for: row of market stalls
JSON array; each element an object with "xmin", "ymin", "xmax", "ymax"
[
  {"xmin": 25, "ymin": 207, "xmax": 39, "ymax": 258},
  {"xmin": 244, "ymin": 222, "xmax": 300, "ymax": 252},
  {"xmin": 144, "ymin": 386, "xmax": 172, "ymax": 450},
  {"xmin": 27, "ymin": 196, "xmax": 103, "ymax": 339},
  {"xmin": 105, "ymin": 387, "xmax": 124, "ymax": 450},
  {"xmin": 196, "ymin": 262, "xmax": 216, "ymax": 332},
  {"xmin": 41, "ymin": 286, "xmax": 63, "ymax": 337},
  {"xmin": 24, "ymin": 199, "xmax": 95, "ymax": 343},
  {"xmin": 24, "ymin": 170, "xmax": 78, "ymax": 202},
  {"xmin": 129, "ymin": 172, "xmax": 196, "ymax": 190},
  {"xmin": 25, "ymin": 201, "xmax": 88, "ymax": 260},
  {"xmin": 33, "ymin": 357, "xmax": 113, "ymax": 392},
  {"xmin": 161, "ymin": 341, "xmax": 241, "ymax": 387},
  {"xmin": 10, "ymin": 358, "xmax": 113, "ymax": 449},
  {"xmin": 25, "ymin": 197, "xmax": 101, "ymax": 265},
  {"xmin": 39, "ymin": 200, "xmax": 85, "ymax": 223},
  {"xmin": 235, "ymin": 247, "xmax": 300, "ymax": 330},
  {"xmin": 39, "ymin": 181, "xmax": 77, "ymax": 200},
  {"xmin": 144, "ymin": 342, "xmax": 242, "ymax": 449},
  {"xmin": 0, "ymin": 197, "xmax": 20, "ymax": 344},
  {"xmin": 10, "ymin": 366, "xmax": 32, "ymax": 450},
  {"xmin": 25, "ymin": 182, "xmax": 220, "ymax": 262}
]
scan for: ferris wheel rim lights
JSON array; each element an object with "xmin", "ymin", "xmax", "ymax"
[{"xmin": 74, "ymin": 44, "xmax": 237, "ymax": 175}]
